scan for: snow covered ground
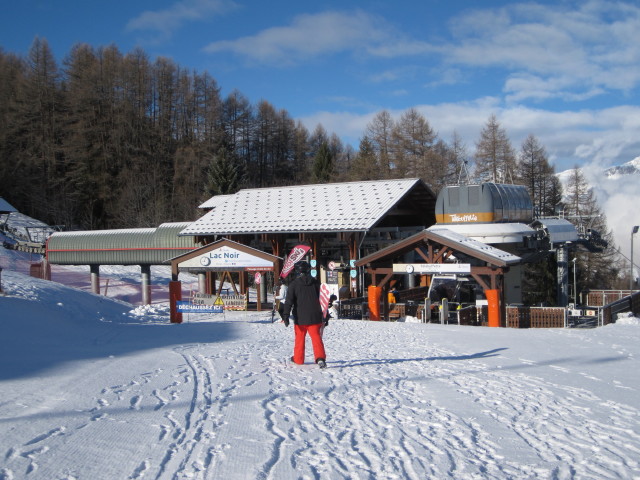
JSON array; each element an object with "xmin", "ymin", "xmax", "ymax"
[{"xmin": 1, "ymin": 246, "xmax": 640, "ymax": 479}]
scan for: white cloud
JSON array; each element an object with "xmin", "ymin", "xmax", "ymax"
[
  {"xmin": 126, "ymin": 0, "xmax": 237, "ymax": 41},
  {"xmin": 441, "ymin": 1, "xmax": 640, "ymax": 101},
  {"xmin": 204, "ymin": 10, "xmax": 391, "ymax": 64},
  {"xmin": 503, "ymin": 74, "xmax": 606, "ymax": 103}
]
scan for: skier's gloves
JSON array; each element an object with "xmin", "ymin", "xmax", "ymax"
[{"xmin": 282, "ymin": 314, "xmax": 290, "ymax": 327}]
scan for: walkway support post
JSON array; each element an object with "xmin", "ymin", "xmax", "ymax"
[
  {"xmin": 141, "ymin": 265, "xmax": 151, "ymax": 305},
  {"xmin": 90, "ymin": 264, "xmax": 100, "ymax": 295}
]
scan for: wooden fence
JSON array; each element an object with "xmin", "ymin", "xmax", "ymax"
[
  {"xmin": 506, "ymin": 306, "xmax": 566, "ymax": 328},
  {"xmin": 338, "ymin": 288, "xmax": 640, "ymax": 329}
]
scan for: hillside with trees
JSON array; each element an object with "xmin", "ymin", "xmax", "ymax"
[
  {"xmin": 0, "ymin": 39, "xmax": 482, "ymax": 230},
  {"xmin": 0, "ymin": 39, "xmax": 624, "ymax": 294}
]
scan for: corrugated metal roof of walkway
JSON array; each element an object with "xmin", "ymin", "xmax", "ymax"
[{"xmin": 46, "ymin": 222, "xmax": 197, "ymax": 265}]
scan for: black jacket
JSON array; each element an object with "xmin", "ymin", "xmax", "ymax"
[{"xmin": 282, "ymin": 273, "xmax": 323, "ymax": 325}]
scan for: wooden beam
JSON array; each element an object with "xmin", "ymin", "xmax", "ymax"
[
  {"xmin": 432, "ymin": 246, "xmax": 451, "ymax": 263},
  {"xmin": 415, "ymin": 246, "xmax": 430, "ymax": 263},
  {"xmin": 470, "ymin": 273, "xmax": 490, "ymax": 292},
  {"xmin": 378, "ymin": 271, "xmax": 395, "ymax": 289}
]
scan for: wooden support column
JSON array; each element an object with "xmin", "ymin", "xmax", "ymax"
[
  {"xmin": 269, "ymin": 234, "xmax": 286, "ymax": 277},
  {"xmin": 240, "ymin": 271, "xmax": 247, "ymax": 296}
]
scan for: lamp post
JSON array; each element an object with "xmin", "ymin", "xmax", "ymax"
[
  {"xmin": 572, "ymin": 257, "xmax": 577, "ymax": 306},
  {"xmin": 631, "ymin": 226, "xmax": 639, "ymax": 291}
]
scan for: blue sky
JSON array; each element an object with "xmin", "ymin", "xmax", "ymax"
[{"xmin": 2, "ymin": 0, "xmax": 639, "ymax": 172}]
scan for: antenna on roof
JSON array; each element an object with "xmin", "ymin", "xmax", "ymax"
[{"xmin": 458, "ymin": 160, "xmax": 471, "ymax": 185}]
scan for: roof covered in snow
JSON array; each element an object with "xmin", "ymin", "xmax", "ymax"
[
  {"xmin": 181, "ymin": 179, "xmax": 436, "ymax": 236},
  {"xmin": 198, "ymin": 194, "xmax": 232, "ymax": 209},
  {"xmin": 357, "ymin": 226, "xmax": 521, "ymax": 268},
  {"xmin": 426, "ymin": 226, "xmax": 522, "ymax": 265}
]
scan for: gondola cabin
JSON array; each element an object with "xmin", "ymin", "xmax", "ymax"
[{"xmin": 435, "ymin": 183, "xmax": 533, "ymax": 224}]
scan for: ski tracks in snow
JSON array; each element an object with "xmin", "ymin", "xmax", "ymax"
[
  {"xmin": 2, "ymin": 318, "xmax": 640, "ymax": 479},
  {"xmin": 451, "ymin": 360, "xmax": 640, "ymax": 479},
  {"xmin": 254, "ymin": 321, "xmax": 640, "ymax": 479},
  {"xmin": 257, "ymin": 324, "xmax": 520, "ymax": 480}
]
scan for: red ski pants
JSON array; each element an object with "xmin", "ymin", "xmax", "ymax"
[{"xmin": 292, "ymin": 324, "xmax": 326, "ymax": 364}]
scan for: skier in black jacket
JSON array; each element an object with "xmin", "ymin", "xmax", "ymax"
[{"xmin": 281, "ymin": 261, "xmax": 327, "ymax": 368}]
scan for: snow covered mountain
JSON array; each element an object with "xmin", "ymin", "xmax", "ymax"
[
  {"xmin": 557, "ymin": 155, "xmax": 640, "ymax": 188},
  {"xmin": 603, "ymin": 156, "xmax": 640, "ymax": 179}
]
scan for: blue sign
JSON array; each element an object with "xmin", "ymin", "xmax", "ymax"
[{"xmin": 177, "ymin": 301, "xmax": 223, "ymax": 313}]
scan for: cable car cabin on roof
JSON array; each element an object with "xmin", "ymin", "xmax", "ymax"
[{"xmin": 435, "ymin": 183, "xmax": 533, "ymax": 225}]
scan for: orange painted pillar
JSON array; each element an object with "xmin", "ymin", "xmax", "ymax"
[
  {"xmin": 368, "ymin": 285, "xmax": 382, "ymax": 321},
  {"xmin": 486, "ymin": 289, "xmax": 501, "ymax": 327},
  {"xmin": 170, "ymin": 280, "xmax": 183, "ymax": 324}
]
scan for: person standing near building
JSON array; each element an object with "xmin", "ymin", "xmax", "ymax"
[
  {"xmin": 281, "ymin": 261, "xmax": 327, "ymax": 369},
  {"xmin": 274, "ymin": 280, "xmax": 288, "ymax": 322}
]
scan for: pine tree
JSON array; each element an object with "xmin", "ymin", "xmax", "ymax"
[
  {"xmin": 474, "ymin": 114, "xmax": 516, "ymax": 183},
  {"xmin": 365, "ymin": 110, "xmax": 394, "ymax": 177},
  {"xmin": 516, "ymin": 134, "xmax": 561, "ymax": 217},
  {"xmin": 564, "ymin": 167, "xmax": 622, "ymax": 293},
  {"xmin": 205, "ymin": 147, "xmax": 242, "ymax": 196},
  {"xmin": 390, "ymin": 108, "xmax": 436, "ymax": 178},
  {"xmin": 348, "ymin": 136, "xmax": 380, "ymax": 181},
  {"xmin": 522, "ymin": 255, "xmax": 558, "ymax": 306},
  {"xmin": 312, "ymin": 142, "xmax": 334, "ymax": 183}
]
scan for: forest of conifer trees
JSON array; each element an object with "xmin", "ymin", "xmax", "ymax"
[
  {"xmin": 0, "ymin": 38, "xmax": 482, "ymax": 230},
  {"xmin": 0, "ymin": 38, "xmax": 625, "ymax": 294},
  {"xmin": 0, "ymin": 39, "xmax": 348, "ymax": 229}
]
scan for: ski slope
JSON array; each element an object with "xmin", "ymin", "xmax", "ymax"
[{"xmin": 1, "ymin": 249, "xmax": 640, "ymax": 478}]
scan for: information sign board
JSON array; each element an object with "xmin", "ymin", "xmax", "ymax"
[{"xmin": 392, "ymin": 263, "xmax": 471, "ymax": 274}]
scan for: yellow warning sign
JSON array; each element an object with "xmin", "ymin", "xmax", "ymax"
[{"xmin": 214, "ymin": 296, "xmax": 224, "ymax": 306}]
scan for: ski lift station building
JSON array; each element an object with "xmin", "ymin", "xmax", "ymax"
[{"xmin": 43, "ymin": 178, "xmax": 581, "ymax": 323}]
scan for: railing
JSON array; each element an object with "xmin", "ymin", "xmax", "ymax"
[
  {"xmin": 586, "ymin": 290, "xmax": 636, "ymax": 306},
  {"xmin": 596, "ymin": 290, "xmax": 640, "ymax": 326}
]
